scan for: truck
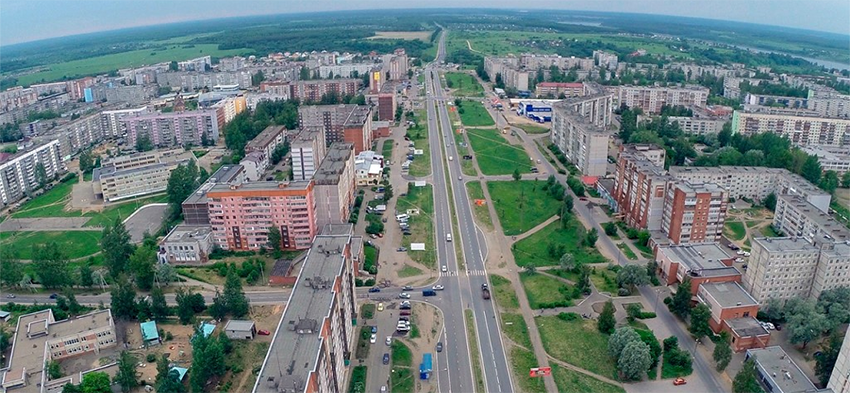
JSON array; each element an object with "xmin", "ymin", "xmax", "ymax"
[
  {"xmin": 422, "ymin": 289, "xmax": 437, "ymax": 297},
  {"xmin": 481, "ymin": 283, "xmax": 490, "ymax": 300},
  {"xmin": 420, "ymin": 353, "xmax": 433, "ymax": 380}
]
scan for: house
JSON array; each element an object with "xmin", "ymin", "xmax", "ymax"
[
  {"xmin": 140, "ymin": 321, "xmax": 160, "ymax": 346},
  {"xmin": 225, "ymin": 320, "xmax": 257, "ymax": 340}
]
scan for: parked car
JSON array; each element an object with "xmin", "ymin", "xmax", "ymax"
[
  {"xmin": 369, "ymin": 287, "xmax": 381, "ymax": 293},
  {"xmin": 436, "ymin": 342, "xmax": 443, "ymax": 352},
  {"xmin": 402, "ymin": 285, "xmax": 413, "ymax": 291},
  {"xmin": 371, "ymin": 326, "xmax": 378, "ymax": 334},
  {"xmin": 6, "ymin": 294, "xmax": 15, "ymax": 298},
  {"xmin": 386, "ymin": 336, "xmax": 392, "ymax": 345},
  {"xmin": 397, "ymin": 247, "xmax": 407, "ymax": 252},
  {"xmin": 378, "ymin": 303, "xmax": 384, "ymax": 312},
  {"xmin": 257, "ymin": 329, "xmax": 271, "ymax": 335},
  {"xmin": 370, "ymin": 334, "xmax": 377, "ymax": 344},
  {"xmin": 399, "ymin": 301, "xmax": 411, "ymax": 310},
  {"xmin": 49, "ymin": 293, "xmax": 58, "ymax": 299},
  {"xmin": 400, "ymin": 311, "xmax": 411, "ymax": 316},
  {"xmin": 673, "ymin": 378, "xmax": 687, "ymax": 386},
  {"xmin": 383, "ymin": 353, "xmax": 390, "ymax": 365}
]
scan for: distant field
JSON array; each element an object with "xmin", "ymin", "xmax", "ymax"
[
  {"xmin": 15, "ymin": 44, "xmax": 251, "ymax": 86},
  {"xmin": 368, "ymin": 31, "xmax": 430, "ymax": 41}
]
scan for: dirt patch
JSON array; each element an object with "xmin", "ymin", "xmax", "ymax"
[
  {"xmin": 397, "ymin": 303, "xmax": 443, "ymax": 393},
  {"xmin": 367, "ymin": 31, "xmax": 431, "ymax": 41}
]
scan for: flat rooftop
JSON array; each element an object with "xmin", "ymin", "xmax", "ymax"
[
  {"xmin": 207, "ymin": 180, "xmax": 312, "ymax": 194},
  {"xmin": 246, "ymin": 125, "xmax": 287, "ymax": 150},
  {"xmin": 162, "ymin": 225, "xmax": 212, "ymax": 243},
  {"xmin": 256, "ymin": 231, "xmax": 352, "ymax": 393},
  {"xmin": 700, "ymin": 282, "xmax": 758, "ymax": 308},
  {"xmin": 659, "ymin": 243, "xmax": 737, "ymax": 277},
  {"xmin": 674, "ymin": 181, "xmax": 727, "ymax": 195},
  {"xmin": 314, "ymin": 143, "xmax": 353, "ymax": 184},
  {"xmin": 747, "ymin": 346, "xmax": 819, "ymax": 393},
  {"xmin": 778, "ymin": 194, "xmax": 850, "ymax": 242},
  {"xmin": 727, "ymin": 317, "xmax": 769, "ymax": 338},
  {"xmin": 753, "ymin": 237, "xmax": 818, "ymax": 253},
  {"xmin": 208, "ymin": 164, "xmax": 244, "ymax": 184}
]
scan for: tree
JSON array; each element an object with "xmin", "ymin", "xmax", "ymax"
[
  {"xmin": 733, "ymin": 358, "xmax": 763, "ymax": 393},
  {"xmin": 670, "ymin": 277, "xmax": 692, "ymax": 318},
  {"xmin": 689, "ymin": 303, "xmax": 713, "ymax": 340},
  {"xmin": 129, "ymin": 245, "xmax": 156, "ymax": 291},
  {"xmin": 598, "ymin": 300, "xmax": 616, "ymax": 334},
  {"xmin": 559, "ymin": 253, "xmax": 576, "ymax": 271},
  {"xmin": 65, "ymin": 291, "xmax": 83, "ymax": 315},
  {"xmin": 512, "ymin": 168, "xmax": 521, "ymax": 181},
  {"xmin": 787, "ymin": 306, "xmax": 828, "ymax": 349},
  {"xmin": 584, "ymin": 228, "xmax": 598, "ymax": 247},
  {"xmin": 205, "ymin": 338, "xmax": 226, "ymax": 376},
  {"xmin": 33, "ymin": 242, "xmax": 73, "ymax": 288},
  {"xmin": 110, "ymin": 276, "xmax": 137, "ymax": 320},
  {"xmin": 166, "ymin": 161, "xmax": 201, "ymax": 219},
  {"xmin": 251, "ymin": 70, "xmax": 265, "ymax": 86},
  {"xmin": 101, "ymin": 218, "xmax": 133, "ymax": 279},
  {"xmin": 762, "ymin": 297, "xmax": 785, "ymax": 322},
  {"xmin": 135, "ymin": 133, "xmax": 154, "ymax": 152},
  {"xmin": 0, "ymin": 249, "xmax": 23, "ymax": 287},
  {"xmin": 841, "ymin": 171, "xmax": 850, "ymax": 188},
  {"xmin": 608, "ymin": 326, "xmax": 641, "ymax": 359},
  {"xmin": 718, "ymin": 123, "xmax": 732, "ymax": 147},
  {"xmin": 35, "ymin": 162, "xmax": 49, "ymax": 190},
  {"xmin": 820, "ymin": 170, "xmax": 839, "ymax": 194},
  {"xmin": 713, "ymin": 331, "xmax": 733, "ymax": 372},
  {"xmin": 175, "ymin": 288, "xmax": 198, "ymax": 325},
  {"xmin": 79, "ymin": 261, "xmax": 94, "ymax": 288},
  {"xmin": 151, "ymin": 287, "xmax": 170, "ymax": 320},
  {"xmin": 616, "ymin": 264, "xmax": 649, "ymax": 293},
  {"xmin": 816, "ymin": 331, "xmax": 843, "ymax": 385},
  {"xmin": 603, "ymin": 222, "xmax": 618, "ymax": 236},
  {"xmin": 618, "ymin": 340, "xmax": 652, "ymax": 380},
  {"xmin": 114, "ymin": 351, "xmax": 138, "ymax": 392},
  {"xmin": 801, "ymin": 155, "xmax": 822, "ymax": 185},
  {"xmin": 156, "ymin": 263, "xmax": 177, "ymax": 287},
  {"xmin": 169, "ymin": 61, "xmax": 179, "ymax": 71},
  {"xmin": 209, "ymin": 289, "xmax": 228, "ymax": 321},
  {"xmin": 763, "ymin": 192, "xmax": 777, "ymax": 211},
  {"xmin": 224, "ymin": 266, "xmax": 250, "ymax": 318},
  {"xmin": 267, "ymin": 226, "xmax": 282, "ymax": 252},
  {"xmin": 80, "ymin": 371, "xmax": 112, "ymax": 393},
  {"xmin": 47, "ymin": 359, "xmax": 63, "ymax": 379},
  {"xmin": 79, "ymin": 150, "xmax": 94, "ymax": 173}
]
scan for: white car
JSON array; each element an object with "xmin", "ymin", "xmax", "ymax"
[
  {"xmin": 370, "ymin": 334, "xmax": 377, "ymax": 344},
  {"xmin": 441, "ymin": 265, "xmax": 448, "ymax": 272},
  {"xmin": 399, "ymin": 292, "xmax": 411, "ymax": 299},
  {"xmin": 737, "ymin": 250, "xmax": 746, "ymax": 255},
  {"xmin": 386, "ymin": 336, "xmax": 392, "ymax": 345},
  {"xmin": 433, "ymin": 285, "xmax": 445, "ymax": 291}
]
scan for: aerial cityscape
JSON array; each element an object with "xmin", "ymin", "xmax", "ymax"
[{"xmin": 1, "ymin": 3, "xmax": 850, "ymax": 393}]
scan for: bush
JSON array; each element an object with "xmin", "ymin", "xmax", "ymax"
[
  {"xmin": 663, "ymin": 336, "xmax": 679, "ymax": 352},
  {"xmin": 639, "ymin": 312, "xmax": 657, "ymax": 319},
  {"xmin": 165, "ymin": 331, "xmax": 173, "ymax": 341},
  {"xmin": 355, "ymin": 278, "xmax": 364, "ymax": 287},
  {"xmin": 146, "ymin": 353, "xmax": 157, "ymax": 362},
  {"xmin": 364, "ymin": 278, "xmax": 376, "ymax": 286},
  {"xmin": 617, "ymin": 288, "xmax": 632, "ymax": 296},
  {"xmin": 556, "ymin": 312, "xmax": 580, "ymax": 321}
]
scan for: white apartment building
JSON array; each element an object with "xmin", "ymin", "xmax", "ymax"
[
  {"xmin": 101, "ymin": 106, "xmax": 149, "ymax": 138},
  {"xmin": 829, "ymin": 329, "xmax": 850, "ymax": 393},
  {"xmin": 731, "ymin": 111, "xmax": 850, "ymax": 148},
  {"xmin": 484, "ymin": 56, "xmax": 530, "ymax": 91},
  {"xmin": 773, "ymin": 194, "xmax": 850, "ymax": 244},
  {"xmin": 0, "ymin": 140, "xmax": 65, "ymax": 206},
  {"xmin": 550, "ymin": 90, "xmax": 615, "ymax": 176},
  {"xmin": 617, "ymin": 85, "xmax": 709, "ymax": 114},
  {"xmin": 801, "ymin": 145, "xmax": 850, "ymax": 174},
  {"xmin": 291, "ymin": 126, "xmax": 327, "ymax": 181},
  {"xmin": 313, "ymin": 143, "xmax": 356, "ymax": 229}
]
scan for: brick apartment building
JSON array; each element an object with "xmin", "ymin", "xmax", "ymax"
[
  {"xmin": 661, "ymin": 181, "xmax": 728, "ymax": 244},
  {"xmin": 377, "ymin": 93, "xmax": 396, "ymax": 121},
  {"xmin": 696, "ymin": 282, "xmax": 768, "ymax": 352},
  {"xmin": 298, "ymin": 104, "xmax": 372, "ymax": 153},
  {"xmin": 313, "ymin": 143, "xmax": 356, "ymax": 229},
  {"xmin": 613, "ymin": 145, "xmax": 672, "ymax": 230}
]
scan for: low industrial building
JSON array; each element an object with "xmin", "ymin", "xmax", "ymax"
[
  {"xmin": 656, "ymin": 243, "xmax": 739, "ymax": 290},
  {"xmin": 157, "ymin": 225, "xmax": 214, "ymax": 264},
  {"xmin": 725, "ymin": 317, "xmax": 771, "ymax": 352},
  {"xmin": 696, "ymin": 282, "xmax": 760, "ymax": 335},
  {"xmin": 140, "ymin": 320, "xmax": 161, "ymax": 346},
  {"xmin": 225, "ymin": 320, "xmax": 257, "ymax": 340}
]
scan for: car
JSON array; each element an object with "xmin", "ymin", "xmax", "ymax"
[
  {"xmin": 579, "ymin": 197, "xmax": 587, "ymax": 201},
  {"xmin": 433, "ymin": 285, "xmax": 445, "ymax": 291},
  {"xmin": 371, "ymin": 326, "xmax": 378, "ymax": 334},
  {"xmin": 370, "ymin": 334, "xmax": 377, "ymax": 344},
  {"xmin": 402, "ymin": 231, "xmax": 412, "ymax": 236},
  {"xmin": 370, "ymin": 234, "xmax": 379, "ymax": 239},
  {"xmin": 400, "ymin": 310, "xmax": 411, "ymax": 316},
  {"xmin": 673, "ymin": 378, "xmax": 687, "ymax": 386},
  {"xmin": 369, "ymin": 287, "xmax": 381, "ymax": 293},
  {"xmin": 378, "ymin": 303, "xmax": 384, "ymax": 312},
  {"xmin": 774, "ymin": 323, "xmax": 782, "ymax": 331},
  {"xmin": 737, "ymin": 250, "xmax": 746, "ymax": 255},
  {"xmin": 257, "ymin": 329, "xmax": 271, "ymax": 336},
  {"xmin": 399, "ymin": 293, "xmax": 411, "ymax": 299},
  {"xmin": 49, "ymin": 293, "xmax": 58, "ymax": 299},
  {"xmin": 397, "ymin": 247, "xmax": 407, "ymax": 252},
  {"xmin": 381, "ymin": 386, "xmax": 387, "ymax": 393},
  {"xmin": 383, "ymin": 353, "xmax": 390, "ymax": 365},
  {"xmin": 441, "ymin": 265, "xmax": 448, "ymax": 272},
  {"xmin": 436, "ymin": 342, "xmax": 443, "ymax": 352},
  {"xmin": 399, "ymin": 316, "xmax": 409, "ymax": 322},
  {"xmin": 402, "ymin": 285, "xmax": 413, "ymax": 291},
  {"xmin": 386, "ymin": 336, "xmax": 392, "ymax": 345},
  {"xmin": 458, "ymin": 176, "xmax": 462, "ymax": 181},
  {"xmin": 6, "ymin": 294, "xmax": 15, "ymax": 298},
  {"xmin": 399, "ymin": 301, "xmax": 411, "ymax": 310},
  {"xmin": 481, "ymin": 283, "xmax": 489, "ymax": 289},
  {"xmin": 743, "ymin": 251, "xmax": 751, "ymax": 257}
]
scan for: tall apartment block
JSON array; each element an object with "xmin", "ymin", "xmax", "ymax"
[
  {"xmin": 377, "ymin": 93, "xmax": 396, "ymax": 121},
  {"xmin": 384, "ymin": 49, "xmax": 409, "ymax": 80},
  {"xmin": 745, "ymin": 237, "xmax": 850, "ymax": 303},
  {"xmin": 773, "ymin": 194, "xmax": 850, "ymax": 244},
  {"xmin": 298, "ymin": 104, "xmax": 372, "ymax": 153},
  {"xmin": 101, "ymin": 106, "xmax": 150, "ymax": 138},
  {"xmin": 51, "ymin": 112, "xmax": 106, "ymax": 159},
  {"xmin": 313, "ymin": 143, "xmax": 356, "ymax": 229},
  {"xmin": 662, "ymin": 181, "xmax": 728, "ymax": 245},
  {"xmin": 206, "ymin": 181, "xmax": 317, "ymax": 251},
  {"xmin": 254, "ymin": 224, "xmax": 358, "ymax": 393},
  {"xmin": 0, "ymin": 140, "xmax": 64, "ymax": 206},
  {"xmin": 519, "ymin": 53, "xmax": 594, "ymax": 71},
  {"xmin": 483, "ymin": 56, "xmax": 529, "ymax": 91},
  {"xmin": 181, "ymin": 164, "xmax": 245, "ymax": 225},
  {"xmin": 122, "ymin": 110, "xmax": 220, "ymax": 149},
  {"xmin": 550, "ymin": 89, "xmax": 615, "ymax": 176},
  {"xmin": 612, "ymin": 145, "xmax": 672, "ymax": 230},
  {"xmin": 593, "ymin": 50, "xmax": 619, "ymax": 69},
  {"xmin": 290, "ymin": 79, "xmax": 360, "ymax": 102},
  {"xmin": 291, "ymin": 126, "xmax": 328, "ymax": 181},
  {"xmin": 829, "ymin": 329, "xmax": 850, "ymax": 393},
  {"xmin": 731, "ymin": 111, "xmax": 850, "ymax": 148},
  {"xmin": 807, "ymin": 89, "xmax": 850, "ymax": 118},
  {"xmin": 92, "ymin": 148, "xmax": 196, "ymax": 202},
  {"xmin": 617, "ymin": 85, "xmax": 709, "ymax": 114}
]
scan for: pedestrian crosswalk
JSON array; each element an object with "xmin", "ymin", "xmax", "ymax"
[{"xmin": 439, "ymin": 269, "xmax": 487, "ymax": 277}]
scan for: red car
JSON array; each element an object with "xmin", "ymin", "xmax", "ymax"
[
  {"xmin": 673, "ymin": 378, "xmax": 687, "ymax": 386},
  {"xmin": 258, "ymin": 329, "xmax": 271, "ymax": 336}
]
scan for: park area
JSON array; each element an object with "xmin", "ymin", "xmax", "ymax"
[
  {"xmin": 519, "ymin": 271, "xmax": 579, "ymax": 309},
  {"xmin": 457, "ymin": 100, "xmax": 495, "ymax": 127},
  {"xmin": 396, "ymin": 184, "xmax": 435, "ymax": 268},
  {"xmin": 512, "ymin": 219, "xmax": 608, "ymax": 267},
  {"xmin": 536, "ymin": 314, "xmax": 620, "ymax": 381},
  {"xmin": 487, "ymin": 181, "xmax": 562, "ymax": 235},
  {"xmin": 444, "ymin": 72, "xmax": 485, "ymax": 97},
  {"xmin": 466, "ymin": 128, "xmax": 532, "ymax": 176}
]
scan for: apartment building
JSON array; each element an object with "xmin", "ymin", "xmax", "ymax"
[
  {"xmin": 0, "ymin": 140, "xmax": 64, "ymax": 206},
  {"xmin": 612, "ymin": 147, "xmax": 672, "ymax": 230},
  {"xmin": 254, "ymin": 224, "xmax": 358, "ymax": 393},
  {"xmin": 313, "ymin": 143, "xmax": 356, "ymax": 229},
  {"xmin": 259, "ymin": 81, "xmax": 293, "ymax": 98},
  {"xmin": 656, "ymin": 243, "xmax": 739, "ymax": 288},
  {"xmin": 291, "ymin": 126, "xmax": 328, "ymax": 181},
  {"xmin": 535, "ymin": 82, "xmax": 585, "ymax": 98},
  {"xmin": 377, "ymin": 93, "xmax": 396, "ymax": 121},
  {"xmin": 290, "ymin": 79, "xmax": 360, "ymax": 102},
  {"xmin": 520, "ymin": 54, "xmax": 594, "ymax": 71},
  {"xmin": 240, "ymin": 151, "xmax": 267, "ymax": 182},
  {"xmin": 50, "ymin": 112, "xmax": 106, "ymax": 159},
  {"xmin": 211, "ymin": 95, "xmax": 248, "ymax": 127},
  {"xmin": 549, "ymin": 90, "xmax": 615, "ymax": 177},
  {"xmin": 731, "ymin": 111, "xmax": 850, "ymax": 148},
  {"xmin": 317, "ymin": 63, "xmax": 378, "ymax": 79},
  {"xmin": 156, "ymin": 71, "xmax": 254, "ymax": 90},
  {"xmin": 773, "ymin": 194, "xmax": 850, "ymax": 244},
  {"xmin": 617, "ymin": 85, "xmax": 709, "ymax": 114},
  {"xmin": 808, "ymin": 89, "xmax": 850, "ymax": 118},
  {"xmin": 800, "ymin": 145, "xmax": 850, "ymax": 174},
  {"xmin": 178, "ymin": 56, "xmax": 212, "ymax": 72},
  {"xmin": 181, "ymin": 165, "xmax": 245, "ymax": 225},
  {"xmin": 661, "ymin": 181, "xmax": 728, "ymax": 244},
  {"xmin": 484, "ymin": 56, "xmax": 530, "ymax": 91},
  {"xmin": 101, "ymin": 106, "xmax": 149, "ymax": 138},
  {"xmin": 298, "ymin": 104, "xmax": 372, "ymax": 153},
  {"xmin": 157, "ymin": 225, "xmax": 214, "ymax": 264},
  {"xmin": 123, "ymin": 110, "xmax": 219, "ymax": 149},
  {"xmin": 92, "ymin": 149, "xmax": 196, "ymax": 202},
  {"xmin": 746, "ymin": 347, "xmax": 820, "ymax": 393},
  {"xmin": 384, "ymin": 49, "xmax": 409, "ymax": 80},
  {"xmin": 745, "ymin": 237, "xmax": 850, "ymax": 303},
  {"xmin": 245, "ymin": 125, "xmax": 288, "ymax": 158},
  {"xmin": 1, "ymin": 309, "xmax": 116, "ymax": 392},
  {"xmin": 829, "ymin": 329, "xmax": 850, "ymax": 393},
  {"xmin": 206, "ymin": 181, "xmax": 317, "ymax": 251},
  {"xmin": 0, "ymin": 86, "xmax": 39, "ymax": 114},
  {"xmin": 593, "ymin": 50, "xmax": 619, "ymax": 69}
]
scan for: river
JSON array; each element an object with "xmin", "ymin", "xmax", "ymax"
[{"xmin": 735, "ymin": 45, "xmax": 850, "ymax": 71}]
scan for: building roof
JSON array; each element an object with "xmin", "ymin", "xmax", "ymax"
[
  {"xmin": 257, "ymin": 228, "xmax": 353, "ymax": 392},
  {"xmin": 200, "ymin": 322, "xmax": 216, "ymax": 338},
  {"xmin": 778, "ymin": 194, "xmax": 850, "ymax": 242},
  {"xmin": 170, "ymin": 367, "xmax": 189, "ymax": 381},
  {"xmin": 206, "ymin": 180, "xmax": 312, "ymax": 194},
  {"xmin": 245, "ymin": 125, "xmax": 287, "ymax": 151},
  {"xmin": 658, "ymin": 243, "xmax": 739, "ymax": 278},
  {"xmin": 314, "ymin": 143, "xmax": 354, "ymax": 185},
  {"xmin": 538, "ymin": 82, "xmax": 583, "ymax": 88},
  {"xmin": 241, "ymin": 150, "xmax": 265, "ymax": 164},
  {"xmin": 162, "ymin": 225, "xmax": 212, "ymax": 244},
  {"xmin": 726, "ymin": 317, "xmax": 769, "ymax": 338},
  {"xmin": 673, "ymin": 181, "xmax": 727, "ymax": 195},
  {"xmin": 753, "ymin": 237, "xmax": 818, "ymax": 253},
  {"xmin": 208, "ymin": 164, "xmax": 244, "ymax": 183},
  {"xmin": 225, "ymin": 320, "xmax": 256, "ymax": 332},
  {"xmin": 140, "ymin": 320, "xmax": 159, "ymax": 341},
  {"xmin": 700, "ymin": 282, "xmax": 758, "ymax": 308},
  {"xmin": 747, "ymin": 346, "xmax": 819, "ymax": 393}
]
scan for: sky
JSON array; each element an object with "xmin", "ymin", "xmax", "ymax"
[{"xmin": 2, "ymin": 0, "xmax": 849, "ymax": 46}]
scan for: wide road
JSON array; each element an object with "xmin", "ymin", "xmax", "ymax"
[{"xmin": 427, "ymin": 30, "xmax": 514, "ymax": 393}]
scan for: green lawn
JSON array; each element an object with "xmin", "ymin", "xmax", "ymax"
[
  {"xmin": 760, "ymin": 225, "xmax": 783, "ymax": 237},
  {"xmin": 490, "ymin": 274, "xmax": 520, "ymax": 311},
  {"xmin": 466, "ymin": 128, "xmax": 532, "ymax": 176},
  {"xmin": 407, "ymin": 110, "xmax": 432, "ymax": 177},
  {"xmin": 457, "ymin": 100, "xmax": 496, "ymax": 127},
  {"xmin": 381, "ymin": 139, "xmax": 394, "ymax": 160},
  {"xmin": 512, "ymin": 219, "xmax": 608, "ymax": 267},
  {"xmin": 512, "ymin": 123, "xmax": 550, "ymax": 134},
  {"xmin": 501, "ymin": 313, "xmax": 533, "ymax": 349},
  {"xmin": 724, "ymin": 221, "xmax": 747, "ymax": 241},
  {"xmin": 0, "ymin": 231, "xmax": 102, "ymax": 260},
  {"xmin": 536, "ymin": 316, "xmax": 619, "ymax": 380},
  {"xmin": 390, "ymin": 341, "xmax": 416, "ymax": 392},
  {"xmin": 520, "ymin": 271, "xmax": 575, "ymax": 309},
  {"xmin": 15, "ymin": 44, "xmax": 250, "ymax": 86},
  {"xmin": 444, "ymin": 72, "xmax": 485, "ymax": 97},
  {"xmin": 551, "ymin": 364, "xmax": 625, "ymax": 393},
  {"xmin": 397, "ymin": 184, "xmax": 435, "ymax": 268},
  {"xmin": 617, "ymin": 242, "xmax": 638, "ymax": 260},
  {"xmin": 487, "ymin": 181, "xmax": 561, "ymax": 235},
  {"xmin": 465, "ymin": 182, "xmax": 493, "ymax": 230},
  {"xmin": 510, "ymin": 347, "xmax": 548, "ymax": 393},
  {"xmin": 397, "ymin": 264, "xmax": 423, "ymax": 278},
  {"xmin": 11, "ymin": 177, "xmax": 79, "ymax": 217},
  {"xmin": 448, "ymin": 105, "xmax": 477, "ymax": 176},
  {"xmin": 589, "ymin": 268, "xmax": 621, "ymax": 295},
  {"xmin": 391, "ymin": 340, "xmax": 413, "ymax": 367}
]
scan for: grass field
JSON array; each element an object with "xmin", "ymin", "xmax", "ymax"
[
  {"xmin": 536, "ymin": 316, "xmax": 618, "ymax": 380},
  {"xmin": 381, "ymin": 139, "xmax": 394, "ymax": 160},
  {"xmin": 501, "ymin": 313, "xmax": 533, "ymax": 349},
  {"xmin": 390, "ymin": 341, "xmax": 415, "ymax": 393},
  {"xmin": 490, "ymin": 274, "xmax": 520, "ymax": 311},
  {"xmin": 589, "ymin": 268, "xmax": 620, "ymax": 295},
  {"xmin": 448, "ymin": 106, "xmax": 478, "ymax": 176},
  {"xmin": 397, "ymin": 264, "xmax": 423, "ymax": 278},
  {"xmin": 511, "ymin": 347, "xmax": 548, "ymax": 393},
  {"xmin": 0, "ymin": 231, "xmax": 102, "ymax": 260},
  {"xmin": 397, "ymin": 184, "xmax": 435, "ymax": 268},
  {"xmin": 551, "ymin": 364, "xmax": 625, "ymax": 393},
  {"xmin": 512, "ymin": 123, "xmax": 550, "ymax": 134},
  {"xmin": 15, "ymin": 44, "xmax": 250, "ymax": 86},
  {"xmin": 466, "ymin": 128, "xmax": 531, "ymax": 176},
  {"xmin": 724, "ymin": 221, "xmax": 747, "ymax": 241},
  {"xmin": 407, "ymin": 110, "xmax": 432, "ymax": 177},
  {"xmin": 520, "ymin": 271, "xmax": 575, "ymax": 309},
  {"xmin": 487, "ymin": 180, "xmax": 561, "ymax": 235},
  {"xmin": 367, "ymin": 31, "xmax": 431, "ymax": 41},
  {"xmin": 512, "ymin": 219, "xmax": 608, "ymax": 267},
  {"xmin": 444, "ymin": 72, "xmax": 485, "ymax": 97},
  {"xmin": 457, "ymin": 100, "xmax": 496, "ymax": 127},
  {"xmin": 760, "ymin": 225, "xmax": 783, "ymax": 237},
  {"xmin": 465, "ymin": 182, "xmax": 493, "ymax": 230}
]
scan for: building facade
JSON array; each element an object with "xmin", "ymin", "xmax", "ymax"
[
  {"xmin": 0, "ymin": 140, "xmax": 65, "ymax": 206},
  {"xmin": 612, "ymin": 147, "xmax": 671, "ymax": 230},
  {"xmin": 661, "ymin": 181, "xmax": 728, "ymax": 245},
  {"xmin": 123, "ymin": 110, "xmax": 220, "ymax": 149},
  {"xmin": 731, "ymin": 111, "xmax": 850, "ymax": 148},
  {"xmin": 157, "ymin": 225, "xmax": 214, "ymax": 264},
  {"xmin": 617, "ymin": 85, "xmax": 709, "ymax": 114},
  {"xmin": 313, "ymin": 143, "xmax": 356, "ymax": 230},
  {"xmin": 291, "ymin": 127, "xmax": 328, "ymax": 181},
  {"xmin": 549, "ymin": 90, "xmax": 615, "ymax": 177},
  {"xmin": 656, "ymin": 243, "xmax": 740, "ymax": 289},
  {"xmin": 773, "ymin": 194, "xmax": 850, "ymax": 244},
  {"xmin": 93, "ymin": 149, "xmax": 196, "ymax": 202},
  {"xmin": 298, "ymin": 105, "xmax": 372, "ymax": 153}
]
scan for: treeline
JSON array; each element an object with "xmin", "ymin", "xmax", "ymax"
[
  {"xmin": 739, "ymin": 80, "xmax": 809, "ymax": 98},
  {"xmin": 223, "ymin": 100, "xmax": 300, "ymax": 161}
]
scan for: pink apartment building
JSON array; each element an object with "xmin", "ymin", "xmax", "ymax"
[{"xmin": 206, "ymin": 181, "xmax": 317, "ymax": 251}]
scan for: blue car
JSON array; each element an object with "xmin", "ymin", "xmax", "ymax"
[
  {"xmin": 369, "ymin": 287, "xmax": 381, "ymax": 293},
  {"xmin": 371, "ymin": 326, "xmax": 378, "ymax": 334}
]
